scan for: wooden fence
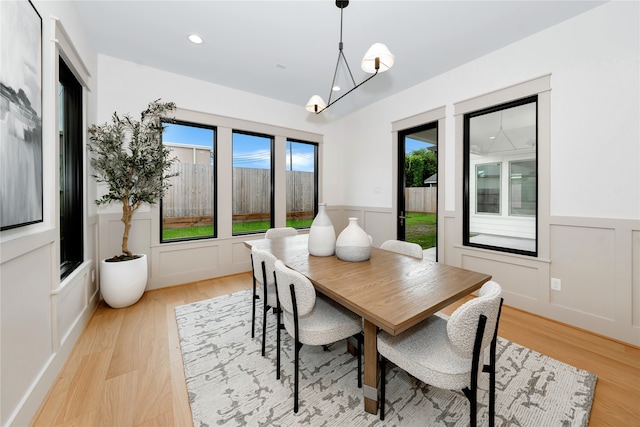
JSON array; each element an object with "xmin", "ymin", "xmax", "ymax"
[
  {"xmin": 162, "ymin": 165, "xmax": 315, "ymax": 222},
  {"xmin": 162, "ymin": 165, "xmax": 436, "ymax": 224},
  {"xmin": 405, "ymin": 187, "xmax": 437, "ymax": 213}
]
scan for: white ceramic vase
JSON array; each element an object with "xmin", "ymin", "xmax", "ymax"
[
  {"xmin": 307, "ymin": 203, "xmax": 336, "ymax": 256},
  {"xmin": 335, "ymin": 217, "xmax": 372, "ymax": 262},
  {"xmin": 100, "ymin": 254, "xmax": 148, "ymax": 308}
]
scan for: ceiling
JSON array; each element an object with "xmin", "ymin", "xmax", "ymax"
[{"xmin": 75, "ymin": 1, "xmax": 606, "ymax": 117}]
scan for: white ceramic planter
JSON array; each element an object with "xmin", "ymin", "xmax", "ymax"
[{"xmin": 100, "ymin": 254, "xmax": 148, "ymax": 308}]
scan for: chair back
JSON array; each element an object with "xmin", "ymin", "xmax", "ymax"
[
  {"xmin": 380, "ymin": 240, "xmax": 423, "ymax": 259},
  {"xmin": 265, "ymin": 227, "xmax": 298, "ymax": 239},
  {"xmin": 251, "ymin": 247, "xmax": 277, "ymax": 286},
  {"xmin": 446, "ymin": 280, "xmax": 502, "ymax": 358},
  {"xmin": 274, "ymin": 260, "xmax": 316, "ymax": 317}
]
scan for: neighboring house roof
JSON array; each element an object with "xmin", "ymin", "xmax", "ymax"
[{"xmin": 424, "ymin": 173, "xmax": 437, "ymax": 185}]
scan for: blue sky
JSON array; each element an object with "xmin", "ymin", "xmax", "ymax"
[
  {"xmin": 164, "ymin": 122, "xmax": 427, "ymax": 171},
  {"xmin": 163, "ymin": 122, "xmax": 315, "ymax": 171},
  {"xmin": 406, "ymin": 137, "xmax": 433, "ymax": 154}
]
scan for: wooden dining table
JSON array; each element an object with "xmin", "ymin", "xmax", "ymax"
[{"xmin": 244, "ymin": 234, "xmax": 491, "ymax": 414}]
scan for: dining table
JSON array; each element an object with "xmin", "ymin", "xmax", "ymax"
[{"xmin": 244, "ymin": 234, "xmax": 492, "ymax": 414}]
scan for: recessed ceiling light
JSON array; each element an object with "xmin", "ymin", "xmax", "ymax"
[
  {"xmin": 332, "ymin": 86, "xmax": 341, "ymax": 92},
  {"xmin": 188, "ymin": 34, "xmax": 203, "ymax": 44}
]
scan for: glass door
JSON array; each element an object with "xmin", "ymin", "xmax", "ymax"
[{"xmin": 397, "ymin": 122, "xmax": 438, "ymax": 259}]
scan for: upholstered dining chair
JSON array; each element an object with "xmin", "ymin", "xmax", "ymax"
[
  {"xmin": 273, "ymin": 260, "xmax": 363, "ymax": 413},
  {"xmin": 250, "ymin": 247, "xmax": 279, "ymax": 357},
  {"xmin": 377, "ymin": 280, "xmax": 503, "ymax": 426},
  {"xmin": 265, "ymin": 227, "xmax": 298, "ymax": 239},
  {"xmin": 249, "ymin": 228, "xmax": 296, "ymax": 349},
  {"xmin": 380, "ymin": 239, "xmax": 424, "ymax": 259}
]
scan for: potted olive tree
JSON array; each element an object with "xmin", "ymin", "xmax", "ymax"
[{"xmin": 88, "ymin": 99, "xmax": 177, "ymax": 308}]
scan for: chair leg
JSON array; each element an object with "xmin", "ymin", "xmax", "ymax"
[
  {"xmin": 379, "ymin": 356, "xmax": 387, "ymax": 420},
  {"xmin": 290, "ymin": 283, "xmax": 301, "ymax": 413},
  {"xmin": 260, "ymin": 260, "xmax": 270, "ymax": 357},
  {"xmin": 485, "ymin": 299, "xmax": 502, "ymax": 427},
  {"xmin": 274, "ymin": 271, "xmax": 281, "ymax": 380},
  {"xmin": 294, "ymin": 340, "xmax": 302, "ymax": 413},
  {"xmin": 262, "ymin": 302, "xmax": 270, "ymax": 357},
  {"xmin": 251, "ymin": 258, "xmax": 256, "ymax": 339},
  {"xmin": 469, "ymin": 387, "xmax": 477, "ymax": 426},
  {"xmin": 485, "ymin": 345, "xmax": 497, "ymax": 427},
  {"xmin": 464, "ymin": 313, "xmax": 487, "ymax": 426},
  {"xmin": 489, "ymin": 361, "xmax": 496, "ymax": 427},
  {"xmin": 355, "ymin": 333, "xmax": 362, "ymax": 388},
  {"xmin": 276, "ymin": 306, "xmax": 281, "ymax": 380}
]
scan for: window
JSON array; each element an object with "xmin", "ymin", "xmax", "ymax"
[
  {"xmin": 464, "ymin": 96, "xmax": 537, "ymax": 256},
  {"xmin": 232, "ymin": 131, "xmax": 273, "ymax": 234},
  {"xmin": 161, "ymin": 120, "xmax": 216, "ymax": 242},
  {"xmin": 59, "ymin": 58, "xmax": 83, "ymax": 279},
  {"xmin": 285, "ymin": 139, "xmax": 318, "ymax": 228},
  {"xmin": 476, "ymin": 163, "xmax": 501, "ymax": 214},
  {"xmin": 509, "ymin": 160, "xmax": 536, "ymax": 216}
]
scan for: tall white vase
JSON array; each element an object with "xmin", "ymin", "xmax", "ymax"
[
  {"xmin": 335, "ymin": 217, "xmax": 372, "ymax": 262},
  {"xmin": 308, "ymin": 203, "xmax": 336, "ymax": 256}
]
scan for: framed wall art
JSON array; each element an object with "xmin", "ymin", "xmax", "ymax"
[{"xmin": 0, "ymin": 0, "xmax": 43, "ymax": 230}]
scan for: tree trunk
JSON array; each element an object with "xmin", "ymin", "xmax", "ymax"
[
  {"xmin": 121, "ymin": 197, "xmax": 142, "ymax": 258},
  {"xmin": 121, "ymin": 200, "xmax": 133, "ymax": 257}
]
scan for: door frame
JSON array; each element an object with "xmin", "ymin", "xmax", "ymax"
[
  {"xmin": 397, "ymin": 122, "xmax": 438, "ymax": 241},
  {"xmin": 391, "ymin": 106, "xmax": 446, "ymax": 262}
]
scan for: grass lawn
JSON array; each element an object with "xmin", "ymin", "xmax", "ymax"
[
  {"xmin": 162, "ymin": 219, "xmax": 312, "ymax": 240},
  {"xmin": 162, "ymin": 214, "xmax": 435, "ymax": 249},
  {"xmin": 405, "ymin": 212, "xmax": 436, "ymax": 249}
]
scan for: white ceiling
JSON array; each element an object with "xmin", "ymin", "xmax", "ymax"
[{"xmin": 75, "ymin": 0, "xmax": 606, "ymax": 117}]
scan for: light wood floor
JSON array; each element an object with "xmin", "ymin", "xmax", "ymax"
[{"xmin": 31, "ymin": 272, "xmax": 640, "ymax": 426}]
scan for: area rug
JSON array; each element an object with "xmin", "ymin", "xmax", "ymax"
[{"xmin": 175, "ymin": 290, "xmax": 596, "ymax": 426}]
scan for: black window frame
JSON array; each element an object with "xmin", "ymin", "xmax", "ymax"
[
  {"xmin": 160, "ymin": 119, "xmax": 218, "ymax": 243},
  {"xmin": 285, "ymin": 138, "xmax": 319, "ymax": 228},
  {"xmin": 232, "ymin": 130, "xmax": 275, "ymax": 236},
  {"xmin": 463, "ymin": 95, "xmax": 538, "ymax": 257},
  {"xmin": 59, "ymin": 57, "xmax": 84, "ymax": 279}
]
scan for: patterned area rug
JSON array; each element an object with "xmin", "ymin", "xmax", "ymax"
[{"xmin": 175, "ymin": 290, "xmax": 596, "ymax": 426}]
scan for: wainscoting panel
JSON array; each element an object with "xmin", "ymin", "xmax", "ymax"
[
  {"xmin": 1, "ymin": 244, "xmax": 53, "ymax": 426},
  {"xmin": 363, "ymin": 209, "xmax": 394, "ymax": 247},
  {"xmin": 449, "ymin": 214, "xmax": 639, "ymax": 345},
  {"xmin": 95, "ymin": 208, "xmax": 639, "ymax": 345},
  {"xmin": 232, "ymin": 240, "xmax": 252, "ymax": 266},
  {"xmin": 461, "ymin": 254, "xmax": 540, "ymax": 300},
  {"xmin": 55, "ymin": 264, "xmax": 91, "ymax": 347},
  {"xmin": 550, "ymin": 224, "xmax": 616, "ymax": 320},
  {"xmin": 157, "ymin": 245, "xmax": 220, "ymax": 276}
]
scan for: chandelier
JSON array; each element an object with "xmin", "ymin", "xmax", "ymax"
[{"xmin": 305, "ymin": 1, "xmax": 395, "ymax": 114}]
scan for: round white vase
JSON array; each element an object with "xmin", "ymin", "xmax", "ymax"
[
  {"xmin": 100, "ymin": 254, "xmax": 148, "ymax": 308},
  {"xmin": 308, "ymin": 203, "xmax": 336, "ymax": 256},
  {"xmin": 335, "ymin": 217, "xmax": 372, "ymax": 262}
]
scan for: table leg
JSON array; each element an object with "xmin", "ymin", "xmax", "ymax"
[{"xmin": 363, "ymin": 319, "xmax": 378, "ymax": 414}]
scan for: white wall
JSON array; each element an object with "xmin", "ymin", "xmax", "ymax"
[
  {"xmin": 94, "ymin": 1, "xmax": 639, "ymax": 346},
  {"xmin": 342, "ymin": 2, "xmax": 639, "ymax": 217},
  {"xmin": 0, "ymin": 1, "xmax": 100, "ymax": 426},
  {"xmin": 336, "ymin": 2, "xmax": 640, "ymax": 345},
  {"xmin": 1, "ymin": 2, "xmax": 637, "ymax": 425}
]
